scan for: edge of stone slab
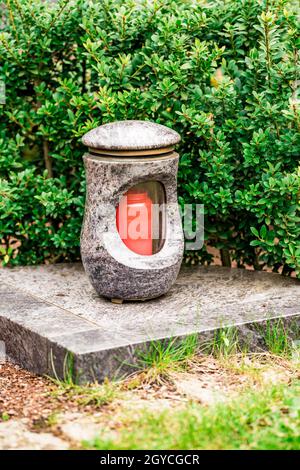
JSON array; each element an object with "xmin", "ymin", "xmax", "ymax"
[
  {"xmin": 2, "ymin": 308, "xmax": 299, "ymax": 383},
  {"xmin": 63, "ymin": 314, "xmax": 300, "ymax": 383},
  {"xmin": 1, "ymin": 272, "xmax": 299, "ymax": 383}
]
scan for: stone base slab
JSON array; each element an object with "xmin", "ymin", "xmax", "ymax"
[{"xmin": 0, "ymin": 264, "xmax": 299, "ymax": 382}]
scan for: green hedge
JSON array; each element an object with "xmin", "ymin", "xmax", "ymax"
[{"xmin": 0, "ymin": 0, "xmax": 299, "ymax": 275}]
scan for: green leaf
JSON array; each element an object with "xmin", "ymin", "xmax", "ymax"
[{"xmin": 250, "ymin": 227, "xmax": 259, "ymax": 237}]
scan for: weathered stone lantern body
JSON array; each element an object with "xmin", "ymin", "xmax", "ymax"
[{"xmin": 81, "ymin": 120, "xmax": 184, "ymax": 302}]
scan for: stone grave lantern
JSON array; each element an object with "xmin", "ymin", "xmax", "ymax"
[{"xmin": 81, "ymin": 120, "xmax": 184, "ymax": 302}]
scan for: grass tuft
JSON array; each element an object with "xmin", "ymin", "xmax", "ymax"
[
  {"xmin": 260, "ymin": 319, "xmax": 292, "ymax": 356},
  {"xmin": 50, "ymin": 377, "xmax": 119, "ymax": 408},
  {"xmin": 208, "ymin": 326, "xmax": 240, "ymax": 358},
  {"xmin": 48, "ymin": 350, "xmax": 119, "ymax": 408},
  {"xmin": 134, "ymin": 334, "xmax": 199, "ymax": 384},
  {"xmin": 0, "ymin": 412, "xmax": 10, "ymax": 422}
]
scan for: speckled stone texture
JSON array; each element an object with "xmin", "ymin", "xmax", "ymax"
[
  {"xmin": 82, "ymin": 120, "xmax": 181, "ymax": 150},
  {"xmin": 81, "ymin": 120, "xmax": 184, "ymax": 301},
  {"xmin": 81, "ymin": 152, "xmax": 184, "ymax": 300},
  {"xmin": 0, "ymin": 264, "xmax": 299, "ymax": 382}
]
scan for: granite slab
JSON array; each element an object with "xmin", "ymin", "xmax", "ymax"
[{"xmin": 0, "ymin": 264, "xmax": 299, "ymax": 382}]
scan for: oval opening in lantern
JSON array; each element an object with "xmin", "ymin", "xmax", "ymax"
[{"xmin": 116, "ymin": 181, "xmax": 166, "ymax": 256}]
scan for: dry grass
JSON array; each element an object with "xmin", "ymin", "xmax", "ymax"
[{"xmin": 0, "ymin": 349, "xmax": 299, "ymax": 438}]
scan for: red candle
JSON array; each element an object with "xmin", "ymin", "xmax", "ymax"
[{"xmin": 116, "ymin": 189, "xmax": 153, "ymax": 255}]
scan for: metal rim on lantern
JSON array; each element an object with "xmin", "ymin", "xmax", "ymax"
[{"xmin": 88, "ymin": 146, "xmax": 175, "ymax": 158}]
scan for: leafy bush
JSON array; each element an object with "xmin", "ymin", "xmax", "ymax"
[{"xmin": 0, "ymin": 0, "xmax": 299, "ymax": 275}]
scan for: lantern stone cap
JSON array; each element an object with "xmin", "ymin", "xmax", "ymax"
[{"xmin": 82, "ymin": 120, "xmax": 181, "ymax": 151}]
